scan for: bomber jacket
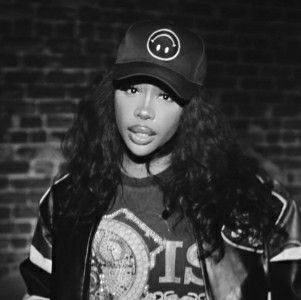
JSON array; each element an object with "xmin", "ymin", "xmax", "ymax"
[{"xmin": 20, "ymin": 174, "xmax": 301, "ymax": 300}]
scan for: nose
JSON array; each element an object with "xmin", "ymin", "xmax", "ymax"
[{"xmin": 134, "ymin": 94, "xmax": 155, "ymax": 120}]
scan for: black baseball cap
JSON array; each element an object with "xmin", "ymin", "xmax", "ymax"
[{"xmin": 112, "ymin": 21, "xmax": 206, "ymax": 101}]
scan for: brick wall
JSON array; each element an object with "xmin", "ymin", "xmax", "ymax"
[{"xmin": 0, "ymin": 0, "xmax": 300, "ymax": 282}]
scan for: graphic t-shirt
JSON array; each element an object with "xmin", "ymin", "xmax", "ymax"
[{"xmin": 89, "ymin": 169, "xmax": 206, "ymax": 300}]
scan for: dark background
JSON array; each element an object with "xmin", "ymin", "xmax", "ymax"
[{"xmin": 0, "ymin": 0, "xmax": 300, "ymax": 297}]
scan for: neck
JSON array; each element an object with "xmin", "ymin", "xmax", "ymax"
[{"xmin": 122, "ymin": 153, "xmax": 171, "ymax": 178}]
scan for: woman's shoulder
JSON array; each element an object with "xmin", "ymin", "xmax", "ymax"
[
  {"xmin": 38, "ymin": 174, "xmax": 73, "ymax": 217},
  {"xmin": 52, "ymin": 173, "xmax": 72, "ymax": 191},
  {"xmin": 221, "ymin": 173, "xmax": 301, "ymax": 260}
]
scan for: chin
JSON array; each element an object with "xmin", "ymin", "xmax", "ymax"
[{"xmin": 126, "ymin": 143, "xmax": 157, "ymax": 157}]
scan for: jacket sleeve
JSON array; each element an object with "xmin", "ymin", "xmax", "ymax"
[
  {"xmin": 20, "ymin": 185, "xmax": 54, "ymax": 299},
  {"xmin": 270, "ymin": 195, "xmax": 301, "ymax": 262},
  {"xmin": 221, "ymin": 177, "xmax": 301, "ymax": 299},
  {"xmin": 269, "ymin": 188, "xmax": 301, "ymax": 299}
]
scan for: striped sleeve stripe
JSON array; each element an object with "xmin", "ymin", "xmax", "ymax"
[
  {"xmin": 32, "ymin": 218, "xmax": 52, "ymax": 260},
  {"xmin": 39, "ymin": 187, "xmax": 51, "ymax": 205},
  {"xmin": 23, "ymin": 293, "xmax": 50, "ymax": 300},
  {"xmin": 271, "ymin": 245, "xmax": 301, "ymax": 262},
  {"xmin": 39, "ymin": 174, "xmax": 69, "ymax": 205},
  {"xmin": 29, "ymin": 244, "xmax": 52, "ymax": 273}
]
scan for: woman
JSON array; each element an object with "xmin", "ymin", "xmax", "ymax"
[{"xmin": 20, "ymin": 20, "xmax": 301, "ymax": 300}]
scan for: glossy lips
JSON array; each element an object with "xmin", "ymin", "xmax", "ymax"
[{"xmin": 128, "ymin": 125, "xmax": 156, "ymax": 145}]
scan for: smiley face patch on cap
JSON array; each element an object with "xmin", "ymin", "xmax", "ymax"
[
  {"xmin": 113, "ymin": 21, "xmax": 206, "ymax": 101},
  {"xmin": 146, "ymin": 28, "xmax": 181, "ymax": 61}
]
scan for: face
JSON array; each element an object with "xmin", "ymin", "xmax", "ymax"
[{"xmin": 114, "ymin": 82, "xmax": 183, "ymax": 157}]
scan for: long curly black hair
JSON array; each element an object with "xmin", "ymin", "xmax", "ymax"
[{"xmin": 62, "ymin": 71, "xmax": 277, "ymax": 258}]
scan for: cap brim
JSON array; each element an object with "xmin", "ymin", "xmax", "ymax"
[{"xmin": 112, "ymin": 62, "xmax": 197, "ymax": 101}]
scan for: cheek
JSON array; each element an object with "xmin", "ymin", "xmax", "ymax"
[
  {"xmin": 114, "ymin": 100, "xmax": 129, "ymax": 130},
  {"xmin": 114, "ymin": 102, "xmax": 121, "ymax": 127},
  {"xmin": 162, "ymin": 109, "xmax": 183, "ymax": 138},
  {"xmin": 170, "ymin": 115, "xmax": 181, "ymax": 134},
  {"xmin": 114, "ymin": 104, "xmax": 126, "ymax": 138}
]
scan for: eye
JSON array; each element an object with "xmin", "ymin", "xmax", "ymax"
[
  {"xmin": 127, "ymin": 86, "xmax": 138, "ymax": 94},
  {"xmin": 159, "ymin": 92, "xmax": 174, "ymax": 102},
  {"xmin": 120, "ymin": 85, "xmax": 140, "ymax": 95}
]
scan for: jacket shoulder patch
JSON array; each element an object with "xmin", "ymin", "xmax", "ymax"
[{"xmin": 221, "ymin": 177, "xmax": 289, "ymax": 253}]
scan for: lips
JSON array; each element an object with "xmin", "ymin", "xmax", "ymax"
[
  {"xmin": 128, "ymin": 125, "xmax": 156, "ymax": 145},
  {"xmin": 128, "ymin": 125, "xmax": 156, "ymax": 136}
]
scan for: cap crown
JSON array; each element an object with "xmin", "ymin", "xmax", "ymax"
[
  {"xmin": 115, "ymin": 21, "xmax": 206, "ymax": 85},
  {"xmin": 113, "ymin": 21, "xmax": 207, "ymax": 100}
]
